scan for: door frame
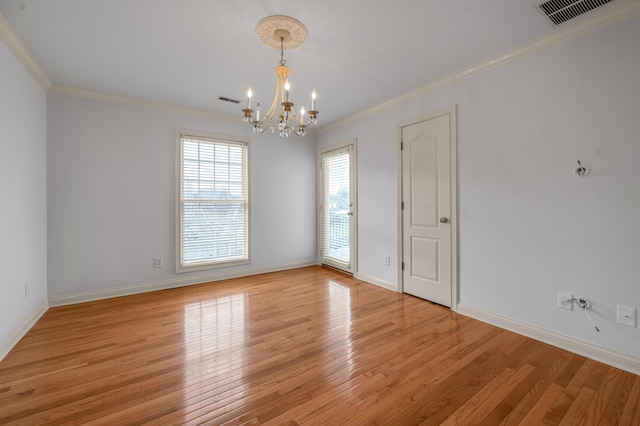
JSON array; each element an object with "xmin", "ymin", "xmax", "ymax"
[
  {"xmin": 317, "ymin": 139, "xmax": 358, "ymax": 275},
  {"xmin": 397, "ymin": 105, "xmax": 458, "ymax": 310}
]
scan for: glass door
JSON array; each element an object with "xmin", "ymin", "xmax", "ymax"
[{"xmin": 320, "ymin": 143, "xmax": 356, "ymax": 273}]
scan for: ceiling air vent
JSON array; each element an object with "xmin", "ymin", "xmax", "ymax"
[
  {"xmin": 217, "ymin": 96, "xmax": 240, "ymax": 104},
  {"xmin": 538, "ymin": 0, "xmax": 615, "ymax": 25}
]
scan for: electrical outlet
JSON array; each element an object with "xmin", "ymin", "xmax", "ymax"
[
  {"xmin": 558, "ymin": 291, "xmax": 573, "ymax": 310},
  {"xmin": 154, "ymin": 257, "xmax": 164, "ymax": 268},
  {"xmin": 384, "ymin": 255, "xmax": 390, "ymax": 266},
  {"xmin": 617, "ymin": 305, "xmax": 637, "ymax": 328},
  {"xmin": 24, "ymin": 282, "xmax": 29, "ymax": 298}
]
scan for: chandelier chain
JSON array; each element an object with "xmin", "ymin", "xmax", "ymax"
[{"xmin": 279, "ymin": 37, "xmax": 286, "ymax": 66}]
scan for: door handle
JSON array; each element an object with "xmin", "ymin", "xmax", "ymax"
[{"xmin": 440, "ymin": 217, "xmax": 449, "ymax": 223}]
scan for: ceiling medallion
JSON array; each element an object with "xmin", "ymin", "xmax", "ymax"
[{"xmin": 242, "ymin": 16, "xmax": 318, "ymax": 137}]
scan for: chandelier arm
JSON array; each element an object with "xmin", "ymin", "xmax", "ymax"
[
  {"xmin": 289, "ymin": 109, "xmax": 310, "ymax": 127},
  {"xmin": 267, "ymin": 74, "xmax": 285, "ymax": 122},
  {"xmin": 257, "ymin": 90, "xmax": 280, "ymax": 127},
  {"xmin": 251, "ymin": 72, "xmax": 283, "ymax": 128},
  {"xmin": 263, "ymin": 66, "xmax": 287, "ymax": 124}
]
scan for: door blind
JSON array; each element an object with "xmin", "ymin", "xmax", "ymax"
[{"xmin": 321, "ymin": 147, "xmax": 351, "ymax": 268}]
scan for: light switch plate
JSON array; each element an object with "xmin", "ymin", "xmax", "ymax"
[{"xmin": 617, "ymin": 305, "xmax": 636, "ymax": 327}]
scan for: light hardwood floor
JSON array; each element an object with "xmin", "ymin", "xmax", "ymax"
[{"xmin": 1, "ymin": 266, "xmax": 639, "ymax": 425}]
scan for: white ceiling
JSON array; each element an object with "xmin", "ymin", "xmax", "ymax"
[{"xmin": 0, "ymin": 0, "xmax": 608, "ymax": 127}]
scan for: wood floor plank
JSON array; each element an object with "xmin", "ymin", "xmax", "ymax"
[
  {"xmin": 520, "ymin": 383, "xmax": 565, "ymax": 425},
  {"xmin": 378, "ymin": 338, "xmax": 543, "ymax": 425},
  {"xmin": 440, "ymin": 363, "xmax": 534, "ymax": 425},
  {"xmin": 367, "ymin": 339, "xmax": 527, "ymax": 424},
  {"xmin": 598, "ymin": 371, "xmax": 638, "ymax": 425},
  {"xmin": 494, "ymin": 350, "xmax": 574, "ymax": 425},
  {"xmin": 580, "ymin": 365, "xmax": 621, "ymax": 425},
  {"xmin": 619, "ymin": 376, "xmax": 640, "ymax": 426},
  {"xmin": 261, "ymin": 321, "xmax": 482, "ymax": 425},
  {"xmin": 559, "ymin": 386, "xmax": 597, "ymax": 425},
  {"xmin": 334, "ymin": 330, "xmax": 510, "ymax": 425},
  {"xmin": 542, "ymin": 358, "xmax": 599, "ymax": 424},
  {"xmin": 0, "ymin": 266, "xmax": 638, "ymax": 425}
]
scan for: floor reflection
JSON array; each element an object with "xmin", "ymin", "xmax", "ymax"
[
  {"xmin": 184, "ymin": 294, "xmax": 246, "ymax": 360},
  {"xmin": 328, "ymin": 280, "xmax": 352, "ymax": 332},
  {"xmin": 171, "ymin": 294, "xmax": 248, "ymax": 422},
  {"xmin": 327, "ymin": 280, "xmax": 354, "ymax": 374}
]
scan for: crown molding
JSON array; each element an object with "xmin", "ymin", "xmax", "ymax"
[
  {"xmin": 49, "ymin": 83, "xmax": 241, "ymax": 122},
  {"xmin": 0, "ymin": 10, "xmax": 52, "ymax": 90},
  {"xmin": 319, "ymin": 0, "xmax": 640, "ymax": 135}
]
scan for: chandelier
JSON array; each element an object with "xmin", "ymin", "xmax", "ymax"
[{"xmin": 242, "ymin": 16, "xmax": 318, "ymax": 137}]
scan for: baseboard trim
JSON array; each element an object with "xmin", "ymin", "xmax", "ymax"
[
  {"xmin": 355, "ymin": 273, "xmax": 397, "ymax": 292},
  {"xmin": 0, "ymin": 299, "xmax": 49, "ymax": 361},
  {"xmin": 457, "ymin": 304, "xmax": 640, "ymax": 376},
  {"xmin": 49, "ymin": 261, "xmax": 316, "ymax": 307}
]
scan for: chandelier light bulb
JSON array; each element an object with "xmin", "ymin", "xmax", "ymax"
[
  {"xmin": 285, "ymin": 79, "xmax": 290, "ymax": 102},
  {"xmin": 246, "ymin": 87, "xmax": 253, "ymax": 109},
  {"xmin": 311, "ymin": 90, "xmax": 316, "ymax": 110},
  {"xmin": 300, "ymin": 106, "xmax": 305, "ymax": 118}
]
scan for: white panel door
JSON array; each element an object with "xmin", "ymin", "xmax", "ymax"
[{"xmin": 401, "ymin": 111, "xmax": 453, "ymax": 306}]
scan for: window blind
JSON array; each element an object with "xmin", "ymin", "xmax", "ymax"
[
  {"xmin": 178, "ymin": 134, "xmax": 249, "ymax": 270},
  {"xmin": 321, "ymin": 147, "xmax": 351, "ymax": 267}
]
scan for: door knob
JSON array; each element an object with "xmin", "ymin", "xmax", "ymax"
[{"xmin": 440, "ymin": 217, "xmax": 449, "ymax": 223}]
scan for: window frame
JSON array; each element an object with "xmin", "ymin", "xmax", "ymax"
[{"xmin": 175, "ymin": 129, "xmax": 251, "ymax": 273}]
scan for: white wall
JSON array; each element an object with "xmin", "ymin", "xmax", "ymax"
[
  {"xmin": 0, "ymin": 39, "xmax": 47, "ymax": 342},
  {"xmin": 47, "ymin": 95, "xmax": 317, "ymax": 298},
  {"xmin": 317, "ymin": 16, "xmax": 640, "ymax": 358}
]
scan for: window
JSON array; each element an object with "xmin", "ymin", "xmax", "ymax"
[{"xmin": 176, "ymin": 130, "xmax": 250, "ymax": 272}]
